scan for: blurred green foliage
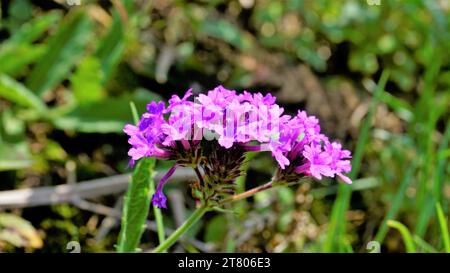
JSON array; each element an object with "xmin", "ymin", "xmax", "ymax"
[{"xmin": 0, "ymin": 0, "xmax": 449, "ymax": 253}]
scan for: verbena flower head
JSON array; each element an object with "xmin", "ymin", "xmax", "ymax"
[
  {"xmin": 270, "ymin": 110, "xmax": 352, "ymax": 184},
  {"xmin": 124, "ymin": 86, "xmax": 352, "ymax": 208}
]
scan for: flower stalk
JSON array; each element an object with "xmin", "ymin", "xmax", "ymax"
[
  {"xmin": 219, "ymin": 181, "xmax": 274, "ymax": 205},
  {"xmin": 152, "ymin": 205, "xmax": 210, "ymax": 253},
  {"xmin": 152, "ymin": 176, "xmax": 304, "ymax": 252}
]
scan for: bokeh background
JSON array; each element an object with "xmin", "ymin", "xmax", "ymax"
[{"xmin": 0, "ymin": 0, "xmax": 449, "ymax": 253}]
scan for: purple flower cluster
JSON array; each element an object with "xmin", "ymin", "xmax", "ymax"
[
  {"xmin": 124, "ymin": 86, "xmax": 352, "ymax": 208},
  {"xmin": 272, "ymin": 111, "xmax": 352, "ymax": 184}
]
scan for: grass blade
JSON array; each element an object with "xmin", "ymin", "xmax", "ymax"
[
  {"xmin": 413, "ymin": 235, "xmax": 438, "ymax": 253},
  {"xmin": 415, "ymin": 199, "xmax": 435, "ymax": 237},
  {"xmin": 434, "ymin": 119, "xmax": 450, "ymax": 204},
  {"xmin": 374, "ymin": 162, "xmax": 416, "ymax": 242},
  {"xmin": 324, "ymin": 70, "xmax": 390, "ymax": 252},
  {"xmin": 129, "ymin": 101, "xmax": 140, "ymax": 125},
  {"xmin": 435, "ymin": 203, "xmax": 450, "ymax": 253},
  {"xmin": 414, "ymin": 57, "xmax": 441, "ymax": 208},
  {"xmin": 413, "ymin": 57, "xmax": 446, "ymax": 236},
  {"xmin": 387, "ymin": 220, "xmax": 416, "ymax": 253}
]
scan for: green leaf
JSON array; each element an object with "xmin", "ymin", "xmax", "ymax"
[
  {"xmin": 348, "ymin": 50, "xmax": 379, "ymax": 74},
  {"xmin": 52, "ymin": 91, "xmax": 160, "ymax": 133},
  {"xmin": 2, "ymin": 107, "xmax": 26, "ymax": 136},
  {"xmin": 204, "ymin": 215, "xmax": 227, "ymax": 243},
  {"xmin": 70, "ymin": 56, "xmax": 106, "ymax": 105},
  {"xmin": 117, "ymin": 157, "xmax": 156, "ymax": 252},
  {"xmin": 0, "ymin": 11, "xmax": 61, "ymax": 76},
  {"xmin": 6, "ymin": 0, "xmax": 33, "ymax": 30},
  {"xmin": 0, "ymin": 74, "xmax": 48, "ymax": 112},
  {"xmin": 200, "ymin": 19, "xmax": 251, "ymax": 51},
  {"xmin": 7, "ymin": 11, "xmax": 61, "ymax": 46},
  {"xmin": 0, "ymin": 213, "xmax": 42, "ymax": 249},
  {"xmin": 0, "ymin": 141, "xmax": 33, "ymax": 171},
  {"xmin": 0, "ymin": 44, "xmax": 46, "ymax": 77},
  {"xmin": 25, "ymin": 11, "xmax": 92, "ymax": 97},
  {"xmin": 376, "ymin": 91, "xmax": 413, "ymax": 121},
  {"xmin": 95, "ymin": 14, "xmax": 126, "ymax": 82}
]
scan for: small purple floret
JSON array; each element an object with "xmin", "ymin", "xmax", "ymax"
[
  {"xmin": 150, "ymin": 165, "xmax": 178, "ymax": 209},
  {"xmin": 151, "ymin": 190, "xmax": 167, "ymax": 209}
]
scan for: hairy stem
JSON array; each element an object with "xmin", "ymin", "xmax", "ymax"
[
  {"xmin": 219, "ymin": 181, "xmax": 274, "ymax": 205},
  {"xmin": 152, "ymin": 206, "xmax": 209, "ymax": 253}
]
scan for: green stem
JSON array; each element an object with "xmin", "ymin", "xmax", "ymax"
[
  {"xmin": 129, "ymin": 101, "xmax": 140, "ymax": 124},
  {"xmin": 152, "ymin": 206, "xmax": 209, "ymax": 253}
]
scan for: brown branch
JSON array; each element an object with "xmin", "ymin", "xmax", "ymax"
[{"xmin": 0, "ymin": 169, "xmax": 195, "ymax": 209}]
